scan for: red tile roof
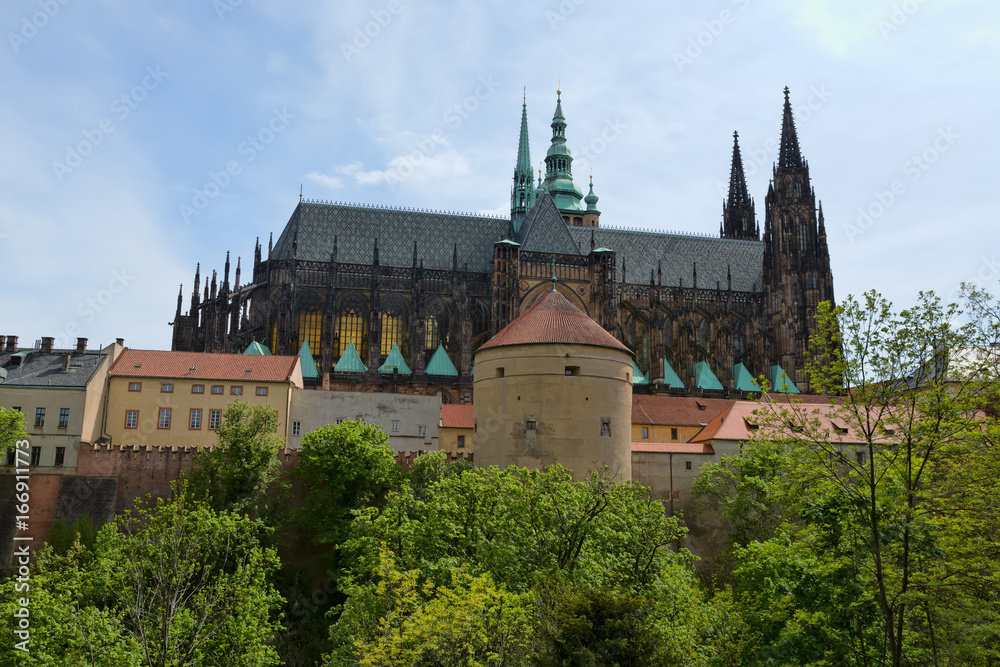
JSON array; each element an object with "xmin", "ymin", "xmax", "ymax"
[
  {"xmin": 110, "ymin": 349, "xmax": 299, "ymax": 383},
  {"xmin": 477, "ymin": 290, "xmax": 630, "ymax": 353},
  {"xmin": 441, "ymin": 404, "xmax": 474, "ymax": 429},
  {"xmin": 631, "ymin": 395, "xmax": 734, "ymax": 427},
  {"xmin": 689, "ymin": 399, "xmax": 882, "ymax": 445},
  {"xmin": 631, "ymin": 442, "xmax": 715, "ymax": 454}
]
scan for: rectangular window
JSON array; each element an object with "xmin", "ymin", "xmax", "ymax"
[
  {"xmin": 292, "ymin": 421, "xmax": 301, "ymax": 436},
  {"xmin": 641, "ymin": 426, "xmax": 649, "ymax": 439},
  {"xmin": 671, "ymin": 428, "xmax": 678, "ymax": 440},
  {"xmin": 209, "ymin": 409, "xmax": 222, "ymax": 430},
  {"xmin": 192, "ymin": 384, "xmax": 205, "ymax": 394},
  {"xmin": 526, "ymin": 419, "xmax": 537, "ymax": 434},
  {"xmin": 158, "ymin": 408, "xmax": 171, "ymax": 430},
  {"xmin": 5, "ymin": 450, "xmax": 14, "ymax": 466},
  {"xmin": 125, "ymin": 410, "xmax": 138, "ymax": 429},
  {"xmin": 564, "ymin": 366, "xmax": 580, "ymax": 376},
  {"xmin": 601, "ymin": 419, "xmax": 611, "ymax": 437},
  {"xmin": 496, "ymin": 367, "xmax": 505, "ymax": 378},
  {"xmin": 211, "ymin": 385, "xmax": 224, "ymax": 395},
  {"xmin": 161, "ymin": 383, "xmax": 174, "ymax": 393},
  {"xmin": 128, "ymin": 382, "xmax": 141, "ymax": 392},
  {"xmin": 685, "ymin": 461, "xmax": 692, "ymax": 471},
  {"xmin": 34, "ymin": 407, "xmax": 45, "ymax": 427},
  {"xmin": 418, "ymin": 425, "xmax": 427, "ymax": 437},
  {"xmin": 457, "ymin": 435, "xmax": 465, "ymax": 448},
  {"xmin": 58, "ymin": 408, "xmax": 70, "ymax": 428},
  {"xmin": 12, "ymin": 406, "xmax": 20, "ymax": 412},
  {"xmin": 255, "ymin": 386, "xmax": 268, "ymax": 396},
  {"xmin": 30, "ymin": 446, "xmax": 40, "ymax": 466},
  {"xmin": 231, "ymin": 385, "xmax": 243, "ymax": 396},
  {"xmin": 189, "ymin": 409, "xmax": 202, "ymax": 430},
  {"xmin": 390, "ymin": 420, "xmax": 399, "ymax": 432},
  {"xmin": 54, "ymin": 447, "xmax": 65, "ymax": 467},
  {"xmin": 856, "ymin": 451, "xmax": 865, "ymax": 465}
]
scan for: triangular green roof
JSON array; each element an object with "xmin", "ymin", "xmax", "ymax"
[
  {"xmin": 662, "ymin": 360, "xmax": 685, "ymax": 389},
  {"xmin": 632, "ymin": 360, "xmax": 648, "ymax": 385},
  {"xmin": 243, "ymin": 340, "xmax": 271, "ymax": 355},
  {"xmin": 425, "ymin": 344, "xmax": 458, "ymax": 377},
  {"xmin": 733, "ymin": 362, "xmax": 760, "ymax": 392},
  {"xmin": 334, "ymin": 341, "xmax": 367, "ymax": 373},
  {"xmin": 297, "ymin": 340, "xmax": 319, "ymax": 379},
  {"xmin": 694, "ymin": 360, "xmax": 724, "ymax": 391},
  {"xmin": 378, "ymin": 343, "xmax": 412, "ymax": 375},
  {"xmin": 770, "ymin": 364, "xmax": 800, "ymax": 394}
]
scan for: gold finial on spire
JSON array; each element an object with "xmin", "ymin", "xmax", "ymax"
[
  {"xmin": 557, "ymin": 77, "xmax": 561, "ymax": 97},
  {"xmin": 523, "ymin": 85, "xmax": 526, "ymax": 101}
]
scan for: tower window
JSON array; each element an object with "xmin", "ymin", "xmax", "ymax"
[
  {"xmin": 526, "ymin": 419, "xmax": 537, "ymax": 434},
  {"xmin": 601, "ymin": 419, "xmax": 611, "ymax": 437},
  {"xmin": 565, "ymin": 366, "xmax": 580, "ymax": 376},
  {"xmin": 496, "ymin": 367, "xmax": 505, "ymax": 378}
]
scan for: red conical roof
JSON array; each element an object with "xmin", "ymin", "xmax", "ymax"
[{"xmin": 478, "ymin": 289, "xmax": 630, "ymax": 353}]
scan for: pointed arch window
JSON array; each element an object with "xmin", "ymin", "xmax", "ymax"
[
  {"xmin": 799, "ymin": 217, "xmax": 808, "ymax": 252},
  {"xmin": 795, "ymin": 178, "xmax": 803, "ymax": 197},
  {"xmin": 698, "ymin": 318, "xmax": 710, "ymax": 351},
  {"xmin": 335, "ymin": 295, "xmax": 368, "ymax": 356},
  {"xmin": 293, "ymin": 292, "xmax": 324, "ymax": 357},
  {"xmin": 380, "ymin": 295, "xmax": 409, "ymax": 357}
]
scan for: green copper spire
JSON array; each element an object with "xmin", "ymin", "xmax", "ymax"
[
  {"xmin": 511, "ymin": 91, "xmax": 536, "ymax": 231},
  {"xmin": 378, "ymin": 343, "xmax": 412, "ymax": 375},
  {"xmin": 543, "ymin": 85, "xmax": 584, "ymax": 215},
  {"xmin": 585, "ymin": 175, "xmax": 600, "ymax": 212},
  {"xmin": 424, "ymin": 343, "xmax": 458, "ymax": 376}
]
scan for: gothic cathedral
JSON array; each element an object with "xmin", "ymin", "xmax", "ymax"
[{"xmin": 171, "ymin": 87, "xmax": 834, "ymax": 403}]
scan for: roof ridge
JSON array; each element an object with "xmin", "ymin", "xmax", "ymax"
[{"xmin": 301, "ymin": 198, "xmax": 510, "ymax": 221}]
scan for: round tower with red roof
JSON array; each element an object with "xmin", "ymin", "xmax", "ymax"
[{"xmin": 473, "ymin": 288, "xmax": 633, "ymax": 481}]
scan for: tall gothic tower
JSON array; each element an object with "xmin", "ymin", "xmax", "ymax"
[
  {"xmin": 510, "ymin": 95, "xmax": 536, "ymax": 231},
  {"xmin": 541, "ymin": 87, "xmax": 585, "ymax": 221},
  {"xmin": 721, "ymin": 131, "xmax": 758, "ymax": 240},
  {"xmin": 763, "ymin": 88, "xmax": 835, "ymax": 391}
]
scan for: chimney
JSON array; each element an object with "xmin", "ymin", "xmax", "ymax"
[
  {"xmin": 76, "ymin": 337, "xmax": 88, "ymax": 353},
  {"xmin": 116, "ymin": 338, "xmax": 125, "ymax": 347},
  {"xmin": 40, "ymin": 337, "xmax": 54, "ymax": 353},
  {"xmin": 4, "ymin": 335, "xmax": 15, "ymax": 351},
  {"xmin": 61, "ymin": 353, "xmax": 71, "ymax": 371}
]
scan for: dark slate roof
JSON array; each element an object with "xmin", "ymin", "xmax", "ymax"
[
  {"xmin": 478, "ymin": 289, "xmax": 630, "ymax": 353},
  {"xmin": 271, "ymin": 201, "xmax": 512, "ymax": 272},
  {"xmin": 567, "ymin": 227, "xmax": 764, "ymax": 292},
  {"xmin": 515, "ymin": 193, "xmax": 581, "ymax": 255},
  {"xmin": 0, "ymin": 349, "xmax": 108, "ymax": 388}
]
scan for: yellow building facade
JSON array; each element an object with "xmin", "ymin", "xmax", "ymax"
[{"xmin": 106, "ymin": 349, "xmax": 302, "ymax": 447}]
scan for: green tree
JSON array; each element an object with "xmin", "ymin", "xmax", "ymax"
[
  {"xmin": 296, "ymin": 419, "xmax": 402, "ymax": 547},
  {"xmin": 0, "ymin": 405, "xmax": 28, "ymax": 456},
  {"xmin": 96, "ymin": 486, "xmax": 285, "ymax": 666},
  {"xmin": 186, "ymin": 399, "xmax": 286, "ymax": 516},
  {"xmin": 705, "ymin": 289, "xmax": 1000, "ymax": 666}
]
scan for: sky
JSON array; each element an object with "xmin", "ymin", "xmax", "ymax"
[{"xmin": 2, "ymin": 0, "xmax": 997, "ymax": 350}]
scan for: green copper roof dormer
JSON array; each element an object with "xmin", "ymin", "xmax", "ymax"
[
  {"xmin": 543, "ymin": 88, "xmax": 584, "ymax": 214},
  {"xmin": 694, "ymin": 360, "xmax": 724, "ymax": 391},
  {"xmin": 242, "ymin": 340, "xmax": 271, "ymax": 355},
  {"xmin": 378, "ymin": 343, "xmax": 412, "ymax": 375},
  {"xmin": 334, "ymin": 341, "xmax": 367, "ymax": 373},
  {"xmin": 733, "ymin": 362, "xmax": 760, "ymax": 392},
  {"xmin": 298, "ymin": 340, "xmax": 319, "ymax": 379},
  {"xmin": 662, "ymin": 360, "xmax": 685, "ymax": 389},
  {"xmin": 632, "ymin": 360, "xmax": 648, "ymax": 385},
  {"xmin": 770, "ymin": 364, "xmax": 800, "ymax": 393},
  {"xmin": 585, "ymin": 175, "xmax": 600, "ymax": 213},
  {"xmin": 425, "ymin": 344, "xmax": 458, "ymax": 377}
]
